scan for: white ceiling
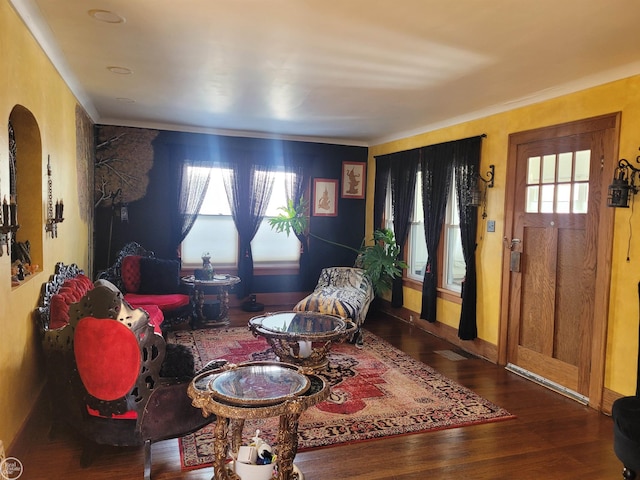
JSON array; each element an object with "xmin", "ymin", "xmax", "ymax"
[{"xmin": 9, "ymin": 0, "xmax": 640, "ymax": 146}]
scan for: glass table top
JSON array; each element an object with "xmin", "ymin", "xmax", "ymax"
[
  {"xmin": 207, "ymin": 363, "xmax": 311, "ymax": 406},
  {"xmin": 250, "ymin": 311, "xmax": 346, "ymax": 335}
]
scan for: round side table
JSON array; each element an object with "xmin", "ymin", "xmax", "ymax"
[
  {"xmin": 188, "ymin": 361, "xmax": 329, "ymax": 480},
  {"xmin": 181, "ymin": 274, "xmax": 240, "ymax": 328}
]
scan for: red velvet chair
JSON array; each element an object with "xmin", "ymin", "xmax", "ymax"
[
  {"xmin": 46, "ymin": 283, "xmax": 214, "ymax": 479},
  {"xmin": 97, "ymin": 242, "xmax": 191, "ymax": 332}
]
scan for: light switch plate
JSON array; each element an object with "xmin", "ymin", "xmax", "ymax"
[{"xmin": 487, "ymin": 220, "xmax": 496, "ymax": 232}]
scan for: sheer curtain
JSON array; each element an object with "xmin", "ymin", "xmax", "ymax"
[
  {"xmin": 177, "ymin": 161, "xmax": 211, "ymax": 243},
  {"xmin": 223, "ymin": 159, "xmax": 276, "ymax": 297},
  {"xmin": 389, "ymin": 150, "xmax": 420, "ymax": 307},
  {"xmin": 420, "ymin": 142, "xmax": 454, "ymax": 322},
  {"xmin": 454, "ymin": 136, "xmax": 483, "ymax": 339}
]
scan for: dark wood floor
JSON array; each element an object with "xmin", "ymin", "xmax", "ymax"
[{"xmin": 14, "ymin": 308, "xmax": 622, "ymax": 479}]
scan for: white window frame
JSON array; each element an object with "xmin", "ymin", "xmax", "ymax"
[
  {"xmin": 389, "ymin": 169, "xmax": 464, "ymax": 294},
  {"xmin": 181, "ymin": 166, "xmax": 301, "ymax": 271}
]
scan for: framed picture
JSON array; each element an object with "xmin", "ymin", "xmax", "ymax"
[
  {"xmin": 341, "ymin": 161, "xmax": 366, "ymax": 199},
  {"xmin": 313, "ymin": 178, "xmax": 338, "ymax": 216}
]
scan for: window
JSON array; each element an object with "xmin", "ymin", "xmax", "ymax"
[
  {"xmin": 181, "ymin": 166, "xmax": 301, "ymax": 269},
  {"xmin": 525, "ymin": 150, "xmax": 590, "ymax": 214},
  {"xmin": 407, "ymin": 171, "xmax": 427, "ymax": 281},
  {"xmin": 443, "ymin": 179, "xmax": 464, "ymax": 292},
  {"xmin": 386, "ymin": 169, "xmax": 464, "ymax": 293}
]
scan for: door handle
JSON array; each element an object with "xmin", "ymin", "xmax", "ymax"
[{"xmin": 503, "ymin": 237, "xmax": 521, "ymax": 250}]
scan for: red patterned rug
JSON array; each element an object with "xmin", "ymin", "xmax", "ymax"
[{"xmin": 169, "ymin": 327, "xmax": 515, "ymax": 471}]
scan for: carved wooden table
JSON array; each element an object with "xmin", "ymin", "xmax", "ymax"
[
  {"xmin": 188, "ymin": 361, "xmax": 329, "ymax": 480},
  {"xmin": 181, "ymin": 274, "xmax": 240, "ymax": 328},
  {"xmin": 248, "ymin": 311, "xmax": 357, "ymax": 370}
]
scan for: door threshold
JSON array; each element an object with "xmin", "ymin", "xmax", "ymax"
[{"xmin": 505, "ymin": 363, "xmax": 588, "ymax": 405}]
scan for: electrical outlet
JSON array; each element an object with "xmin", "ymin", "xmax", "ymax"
[
  {"xmin": 409, "ymin": 315, "xmax": 414, "ymax": 323},
  {"xmin": 487, "ymin": 220, "xmax": 496, "ymax": 232}
]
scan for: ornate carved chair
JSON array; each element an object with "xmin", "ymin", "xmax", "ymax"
[
  {"xmin": 612, "ymin": 282, "xmax": 640, "ymax": 479},
  {"xmin": 45, "ymin": 283, "xmax": 214, "ymax": 479},
  {"xmin": 97, "ymin": 242, "xmax": 191, "ymax": 332}
]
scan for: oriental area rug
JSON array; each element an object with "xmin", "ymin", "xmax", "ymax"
[{"xmin": 168, "ymin": 327, "xmax": 515, "ymax": 471}]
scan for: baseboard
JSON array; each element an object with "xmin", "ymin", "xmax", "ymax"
[
  {"xmin": 375, "ymin": 299, "xmax": 499, "ymax": 363},
  {"xmin": 602, "ymin": 388, "xmax": 622, "ymax": 415}
]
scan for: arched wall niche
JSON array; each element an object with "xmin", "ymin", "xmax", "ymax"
[{"xmin": 8, "ymin": 105, "xmax": 43, "ymax": 273}]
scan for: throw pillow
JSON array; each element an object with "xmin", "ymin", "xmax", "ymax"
[{"xmin": 139, "ymin": 257, "xmax": 180, "ymax": 294}]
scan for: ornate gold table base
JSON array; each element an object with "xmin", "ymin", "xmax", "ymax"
[
  {"xmin": 188, "ymin": 362, "xmax": 329, "ymax": 480},
  {"xmin": 248, "ymin": 311, "xmax": 357, "ymax": 370}
]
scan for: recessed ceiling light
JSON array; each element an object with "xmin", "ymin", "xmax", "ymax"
[
  {"xmin": 107, "ymin": 66, "xmax": 132, "ymax": 75},
  {"xmin": 88, "ymin": 9, "xmax": 125, "ymax": 24}
]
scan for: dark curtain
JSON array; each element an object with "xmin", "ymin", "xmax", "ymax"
[
  {"xmin": 223, "ymin": 159, "xmax": 276, "ymax": 298},
  {"xmin": 283, "ymin": 153, "xmax": 311, "ymax": 276},
  {"xmin": 454, "ymin": 137, "xmax": 483, "ymax": 339},
  {"xmin": 373, "ymin": 154, "xmax": 392, "ymax": 230},
  {"xmin": 420, "ymin": 142, "xmax": 455, "ymax": 322},
  {"xmin": 389, "ymin": 150, "xmax": 420, "ymax": 307}
]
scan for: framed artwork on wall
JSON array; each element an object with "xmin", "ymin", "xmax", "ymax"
[
  {"xmin": 313, "ymin": 178, "xmax": 338, "ymax": 216},
  {"xmin": 341, "ymin": 161, "xmax": 366, "ymax": 199}
]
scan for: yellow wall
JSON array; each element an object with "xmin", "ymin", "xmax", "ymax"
[
  {"xmin": 369, "ymin": 74, "xmax": 640, "ymax": 397},
  {"xmin": 0, "ymin": 2, "xmax": 91, "ymax": 449}
]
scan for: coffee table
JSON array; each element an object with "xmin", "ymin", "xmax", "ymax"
[
  {"xmin": 248, "ymin": 311, "xmax": 357, "ymax": 370},
  {"xmin": 188, "ymin": 361, "xmax": 329, "ymax": 480}
]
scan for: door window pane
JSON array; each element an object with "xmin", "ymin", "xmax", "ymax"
[
  {"xmin": 574, "ymin": 150, "xmax": 591, "ymax": 181},
  {"xmin": 542, "ymin": 155, "xmax": 556, "ymax": 183},
  {"xmin": 541, "ymin": 184, "xmax": 555, "ymax": 213},
  {"xmin": 527, "ymin": 156, "xmax": 541, "ymax": 184},
  {"xmin": 526, "ymin": 186, "xmax": 539, "ymax": 213},
  {"xmin": 557, "ymin": 152, "xmax": 573, "ymax": 182}
]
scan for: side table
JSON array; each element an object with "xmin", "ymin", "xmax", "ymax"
[
  {"xmin": 188, "ymin": 361, "xmax": 329, "ymax": 480},
  {"xmin": 181, "ymin": 274, "xmax": 241, "ymax": 328}
]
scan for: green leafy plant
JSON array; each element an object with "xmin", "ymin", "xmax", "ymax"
[
  {"xmin": 268, "ymin": 199, "xmax": 406, "ymax": 296},
  {"xmin": 356, "ymin": 228, "xmax": 408, "ymax": 296},
  {"xmin": 268, "ymin": 198, "xmax": 309, "ymax": 237}
]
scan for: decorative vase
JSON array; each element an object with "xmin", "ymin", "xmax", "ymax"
[{"xmin": 202, "ymin": 254, "xmax": 214, "ymax": 280}]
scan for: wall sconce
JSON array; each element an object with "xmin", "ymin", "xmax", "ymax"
[
  {"xmin": 468, "ymin": 164, "xmax": 495, "ymax": 218},
  {"xmin": 0, "ymin": 195, "xmax": 19, "ymax": 257},
  {"xmin": 45, "ymin": 155, "xmax": 64, "ymax": 238},
  {"xmin": 607, "ymin": 149, "xmax": 640, "ymax": 208}
]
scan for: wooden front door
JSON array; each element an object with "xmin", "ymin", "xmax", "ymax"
[{"xmin": 502, "ymin": 114, "xmax": 619, "ymax": 406}]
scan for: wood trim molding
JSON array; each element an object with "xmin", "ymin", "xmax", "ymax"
[{"xmin": 375, "ymin": 299, "xmax": 498, "ymax": 363}]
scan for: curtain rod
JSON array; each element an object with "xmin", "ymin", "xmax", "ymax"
[{"xmin": 374, "ymin": 134, "xmax": 486, "ymax": 159}]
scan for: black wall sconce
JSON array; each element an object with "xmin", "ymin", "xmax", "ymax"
[
  {"xmin": 45, "ymin": 155, "xmax": 64, "ymax": 237},
  {"xmin": 607, "ymin": 148, "xmax": 640, "ymax": 208},
  {"xmin": 468, "ymin": 164, "xmax": 495, "ymax": 218}
]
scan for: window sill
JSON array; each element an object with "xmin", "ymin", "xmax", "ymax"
[
  {"xmin": 403, "ymin": 277, "xmax": 462, "ymax": 304},
  {"xmin": 180, "ymin": 265, "xmax": 299, "ymax": 277}
]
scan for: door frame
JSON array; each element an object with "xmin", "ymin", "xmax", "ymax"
[{"xmin": 498, "ymin": 113, "xmax": 620, "ymax": 410}]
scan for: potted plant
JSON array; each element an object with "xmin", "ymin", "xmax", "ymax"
[{"xmin": 268, "ymin": 199, "xmax": 407, "ymax": 296}]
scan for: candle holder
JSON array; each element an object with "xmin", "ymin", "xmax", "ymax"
[
  {"xmin": 45, "ymin": 155, "xmax": 64, "ymax": 238},
  {"xmin": 0, "ymin": 200, "xmax": 19, "ymax": 257}
]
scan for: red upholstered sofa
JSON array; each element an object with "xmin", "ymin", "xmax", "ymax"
[
  {"xmin": 38, "ymin": 262, "xmax": 164, "ymax": 336},
  {"xmin": 36, "ymin": 262, "xmax": 215, "ymax": 480},
  {"xmin": 97, "ymin": 242, "xmax": 191, "ymax": 332}
]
